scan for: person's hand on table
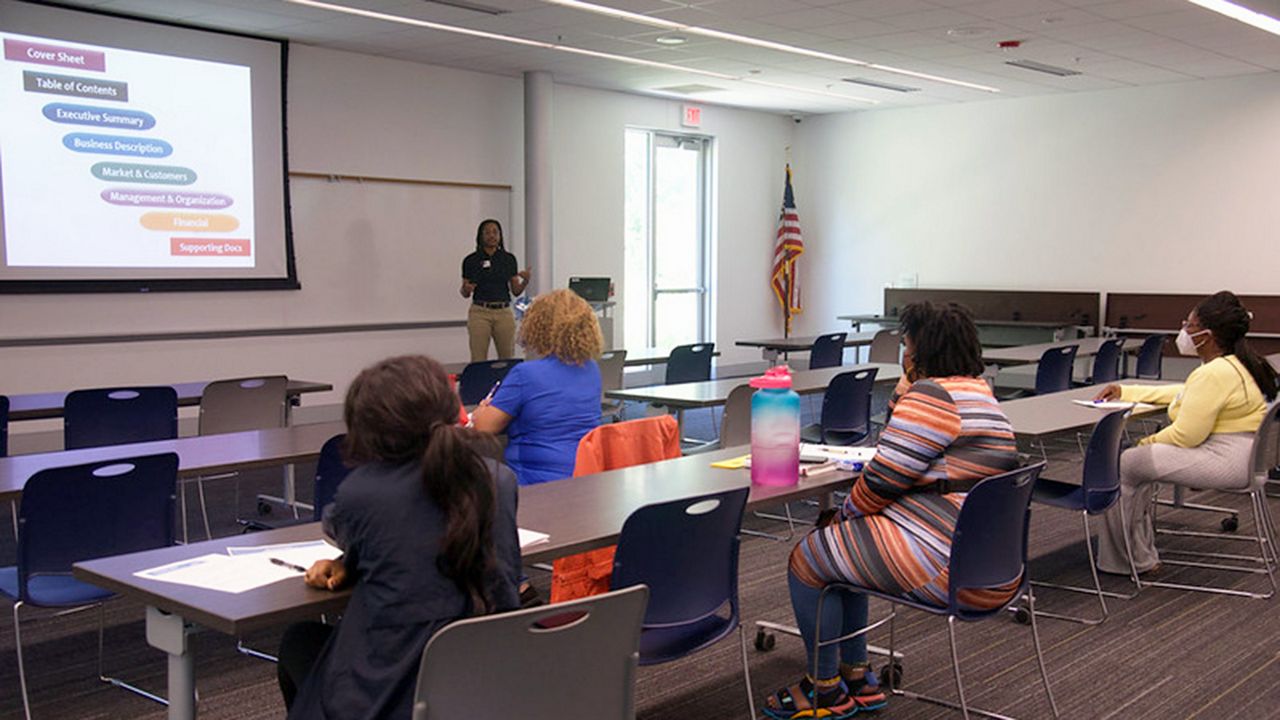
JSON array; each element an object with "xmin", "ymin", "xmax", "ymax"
[
  {"xmin": 1093, "ymin": 384, "xmax": 1122, "ymax": 402},
  {"xmin": 305, "ymin": 558, "xmax": 348, "ymax": 591}
]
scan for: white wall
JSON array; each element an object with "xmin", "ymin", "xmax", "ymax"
[
  {"xmin": 1, "ymin": 43, "xmax": 794, "ymax": 441},
  {"xmin": 550, "ymin": 84, "xmax": 794, "ymax": 364},
  {"xmin": 790, "ymin": 72, "xmax": 1280, "ymax": 335}
]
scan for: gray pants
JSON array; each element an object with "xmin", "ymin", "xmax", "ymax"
[{"xmin": 1096, "ymin": 433, "xmax": 1253, "ymax": 574}]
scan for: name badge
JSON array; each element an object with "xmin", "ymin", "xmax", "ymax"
[{"xmin": 482, "ymin": 260, "xmax": 491, "ymax": 269}]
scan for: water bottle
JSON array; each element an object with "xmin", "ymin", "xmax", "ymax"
[{"xmin": 749, "ymin": 366, "xmax": 800, "ymax": 487}]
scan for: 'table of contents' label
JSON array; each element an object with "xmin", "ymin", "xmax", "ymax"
[
  {"xmin": 23, "ymin": 70, "xmax": 127, "ymax": 102},
  {"xmin": 91, "ymin": 162, "xmax": 197, "ymax": 185},
  {"xmin": 4, "ymin": 39, "xmax": 106, "ymax": 72},
  {"xmin": 43, "ymin": 103, "xmax": 155, "ymax": 130},
  {"xmin": 170, "ymin": 238, "xmax": 250, "ymax": 256}
]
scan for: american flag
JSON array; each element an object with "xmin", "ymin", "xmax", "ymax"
[{"xmin": 771, "ymin": 164, "xmax": 804, "ymax": 336}]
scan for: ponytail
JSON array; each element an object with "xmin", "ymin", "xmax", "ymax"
[
  {"xmin": 1196, "ymin": 291, "xmax": 1277, "ymax": 402},
  {"xmin": 421, "ymin": 422, "xmax": 497, "ymax": 614}
]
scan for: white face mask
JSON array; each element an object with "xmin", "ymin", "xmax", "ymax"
[{"xmin": 1175, "ymin": 327, "xmax": 1211, "ymax": 356}]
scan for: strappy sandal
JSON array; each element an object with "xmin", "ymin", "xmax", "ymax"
[
  {"xmin": 763, "ymin": 677, "xmax": 858, "ymax": 719},
  {"xmin": 841, "ymin": 666, "xmax": 887, "ymax": 712}
]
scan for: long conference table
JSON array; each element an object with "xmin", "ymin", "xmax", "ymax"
[
  {"xmin": 735, "ymin": 332, "xmax": 880, "ymax": 364},
  {"xmin": 73, "ymin": 445, "xmax": 858, "ymax": 720},
  {"xmin": 5, "ymin": 379, "xmax": 334, "ymax": 423},
  {"xmin": 980, "ymin": 336, "xmax": 1139, "ymax": 368}
]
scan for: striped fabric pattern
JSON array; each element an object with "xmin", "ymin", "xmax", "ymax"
[{"xmin": 791, "ymin": 376, "xmax": 1020, "ymax": 609}]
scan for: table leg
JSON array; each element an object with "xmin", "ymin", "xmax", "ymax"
[
  {"xmin": 146, "ymin": 606, "xmax": 196, "ymax": 720},
  {"xmin": 762, "ymin": 348, "xmax": 780, "ymax": 366}
]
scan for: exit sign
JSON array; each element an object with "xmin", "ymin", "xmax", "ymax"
[{"xmin": 682, "ymin": 104, "xmax": 702, "ymax": 127}]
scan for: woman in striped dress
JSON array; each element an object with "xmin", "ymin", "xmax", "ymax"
[{"xmin": 766, "ymin": 302, "xmax": 1020, "ymax": 719}]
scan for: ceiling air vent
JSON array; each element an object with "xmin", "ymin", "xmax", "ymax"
[
  {"xmin": 842, "ymin": 77, "xmax": 920, "ymax": 93},
  {"xmin": 655, "ymin": 84, "xmax": 726, "ymax": 95},
  {"xmin": 420, "ymin": 0, "xmax": 507, "ymax": 15},
  {"xmin": 1005, "ymin": 59, "xmax": 1081, "ymax": 77}
]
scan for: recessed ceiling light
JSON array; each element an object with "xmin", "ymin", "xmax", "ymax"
[
  {"xmin": 1005, "ymin": 59, "xmax": 1081, "ymax": 77},
  {"xmin": 283, "ymin": 0, "xmax": 879, "ymax": 104},
  {"xmin": 946, "ymin": 26, "xmax": 991, "ymax": 38},
  {"xmin": 843, "ymin": 77, "xmax": 920, "ymax": 93},
  {"xmin": 1186, "ymin": 0, "xmax": 1280, "ymax": 37},
  {"xmin": 655, "ymin": 34, "xmax": 688, "ymax": 45},
  {"xmin": 542, "ymin": 0, "xmax": 1000, "ymax": 93}
]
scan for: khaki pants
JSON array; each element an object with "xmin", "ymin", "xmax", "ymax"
[{"xmin": 468, "ymin": 304, "xmax": 516, "ymax": 361}]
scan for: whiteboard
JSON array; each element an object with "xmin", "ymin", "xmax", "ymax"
[{"xmin": 287, "ymin": 174, "xmax": 513, "ymax": 324}]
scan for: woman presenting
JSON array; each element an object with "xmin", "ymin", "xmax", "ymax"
[
  {"xmin": 1095, "ymin": 291, "xmax": 1277, "ymax": 576},
  {"xmin": 460, "ymin": 219, "xmax": 529, "ymax": 361}
]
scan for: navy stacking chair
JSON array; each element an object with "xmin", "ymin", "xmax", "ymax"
[
  {"xmin": 1081, "ymin": 338, "xmax": 1125, "ymax": 386},
  {"xmin": 1024, "ymin": 408, "xmax": 1135, "ymax": 624},
  {"xmin": 1035, "ymin": 345, "xmax": 1079, "ymax": 394},
  {"xmin": 63, "ymin": 386, "xmax": 178, "ymax": 450},
  {"xmin": 808, "ymin": 333, "xmax": 846, "ymax": 370},
  {"xmin": 312, "ymin": 434, "xmax": 352, "ymax": 521},
  {"xmin": 1133, "ymin": 334, "xmax": 1166, "ymax": 379},
  {"xmin": 413, "ymin": 585, "xmax": 648, "ymax": 720},
  {"xmin": 0, "ymin": 453, "xmax": 178, "ymax": 720},
  {"xmin": 1, "ymin": 394, "xmax": 9, "ymax": 457},
  {"xmin": 801, "ymin": 463, "xmax": 1058, "ymax": 719},
  {"xmin": 457, "ymin": 359, "xmax": 522, "ymax": 406},
  {"xmin": 664, "ymin": 343, "xmax": 714, "ymax": 385},
  {"xmin": 801, "ymin": 367, "xmax": 878, "ymax": 446},
  {"xmin": 610, "ymin": 486, "xmax": 755, "ymax": 718}
]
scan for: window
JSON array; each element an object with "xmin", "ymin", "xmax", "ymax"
[{"xmin": 624, "ymin": 129, "xmax": 712, "ymax": 351}]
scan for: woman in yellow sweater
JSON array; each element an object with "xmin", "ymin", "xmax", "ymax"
[{"xmin": 1094, "ymin": 291, "xmax": 1278, "ymax": 575}]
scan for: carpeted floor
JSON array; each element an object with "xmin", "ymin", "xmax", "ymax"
[{"xmin": 2, "ymin": 408, "xmax": 1279, "ymax": 720}]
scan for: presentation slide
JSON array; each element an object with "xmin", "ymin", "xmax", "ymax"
[{"xmin": 0, "ymin": 2, "xmax": 293, "ymax": 291}]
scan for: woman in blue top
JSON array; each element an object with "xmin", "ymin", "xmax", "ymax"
[{"xmin": 471, "ymin": 288, "xmax": 603, "ymax": 485}]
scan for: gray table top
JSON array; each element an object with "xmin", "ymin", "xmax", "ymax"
[
  {"xmin": 6, "ymin": 379, "xmax": 333, "ymax": 422},
  {"xmin": 735, "ymin": 332, "xmax": 879, "ymax": 353},
  {"xmin": 1000, "ymin": 381, "xmax": 1170, "ymax": 438},
  {"xmin": 0, "ymin": 421, "xmax": 346, "ymax": 502},
  {"xmin": 442, "ymin": 347, "xmax": 722, "ymax": 375},
  {"xmin": 73, "ymin": 445, "xmax": 855, "ymax": 636},
  {"xmin": 839, "ymin": 314, "xmax": 1083, "ymax": 329},
  {"xmin": 981, "ymin": 337, "xmax": 1137, "ymax": 367},
  {"xmin": 605, "ymin": 363, "xmax": 902, "ymax": 408}
]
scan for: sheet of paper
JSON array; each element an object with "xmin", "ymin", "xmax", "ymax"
[
  {"xmin": 799, "ymin": 444, "xmax": 877, "ymax": 462},
  {"xmin": 518, "ymin": 528, "xmax": 550, "ymax": 549},
  {"xmin": 226, "ymin": 539, "xmax": 343, "ymax": 568},
  {"xmin": 134, "ymin": 553, "xmax": 299, "ymax": 593},
  {"xmin": 711, "ymin": 454, "xmax": 751, "ymax": 469},
  {"xmin": 1071, "ymin": 400, "xmax": 1158, "ymax": 412}
]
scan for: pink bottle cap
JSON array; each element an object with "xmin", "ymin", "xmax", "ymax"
[{"xmin": 749, "ymin": 365, "xmax": 793, "ymax": 389}]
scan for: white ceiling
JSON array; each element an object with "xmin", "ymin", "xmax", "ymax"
[{"xmin": 53, "ymin": 0, "xmax": 1280, "ymax": 114}]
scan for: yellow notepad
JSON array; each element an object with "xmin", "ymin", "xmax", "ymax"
[{"xmin": 711, "ymin": 454, "xmax": 751, "ymax": 469}]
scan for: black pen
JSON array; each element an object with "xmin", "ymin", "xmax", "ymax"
[{"xmin": 270, "ymin": 557, "xmax": 308, "ymax": 573}]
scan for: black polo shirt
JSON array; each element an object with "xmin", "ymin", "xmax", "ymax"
[{"xmin": 461, "ymin": 249, "xmax": 517, "ymax": 304}]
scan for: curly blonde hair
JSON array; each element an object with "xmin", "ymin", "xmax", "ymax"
[{"xmin": 519, "ymin": 289, "xmax": 603, "ymax": 365}]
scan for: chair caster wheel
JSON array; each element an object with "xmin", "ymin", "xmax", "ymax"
[
  {"xmin": 878, "ymin": 661, "xmax": 904, "ymax": 688},
  {"xmin": 257, "ymin": 501, "xmax": 273, "ymax": 516},
  {"xmin": 1222, "ymin": 515, "xmax": 1239, "ymax": 532},
  {"xmin": 754, "ymin": 629, "xmax": 776, "ymax": 652},
  {"xmin": 1012, "ymin": 607, "xmax": 1031, "ymax": 625}
]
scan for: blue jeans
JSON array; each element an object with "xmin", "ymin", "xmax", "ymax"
[{"xmin": 788, "ymin": 570, "xmax": 868, "ymax": 679}]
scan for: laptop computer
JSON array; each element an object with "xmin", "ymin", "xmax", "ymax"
[{"xmin": 568, "ymin": 277, "xmax": 611, "ymax": 303}]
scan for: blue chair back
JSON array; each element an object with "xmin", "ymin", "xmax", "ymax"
[
  {"xmin": 1034, "ymin": 345, "xmax": 1079, "ymax": 394},
  {"xmin": 313, "ymin": 434, "xmax": 351, "ymax": 521},
  {"xmin": 820, "ymin": 368, "xmax": 878, "ymax": 443},
  {"xmin": 948, "ymin": 462, "xmax": 1043, "ymax": 619},
  {"xmin": 611, "ymin": 487, "xmax": 748, "ymax": 627},
  {"xmin": 809, "ymin": 333, "xmax": 846, "ymax": 370},
  {"xmin": 457, "ymin": 359, "xmax": 522, "ymax": 406},
  {"xmin": 16, "ymin": 453, "xmax": 178, "ymax": 602},
  {"xmin": 665, "ymin": 343, "xmax": 715, "ymax": 385},
  {"xmin": 0, "ymin": 394, "xmax": 8, "ymax": 457},
  {"xmin": 1135, "ymin": 334, "xmax": 1165, "ymax": 379},
  {"xmin": 1080, "ymin": 409, "xmax": 1129, "ymax": 514},
  {"xmin": 1089, "ymin": 338, "xmax": 1124, "ymax": 385},
  {"xmin": 64, "ymin": 386, "xmax": 178, "ymax": 450}
]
